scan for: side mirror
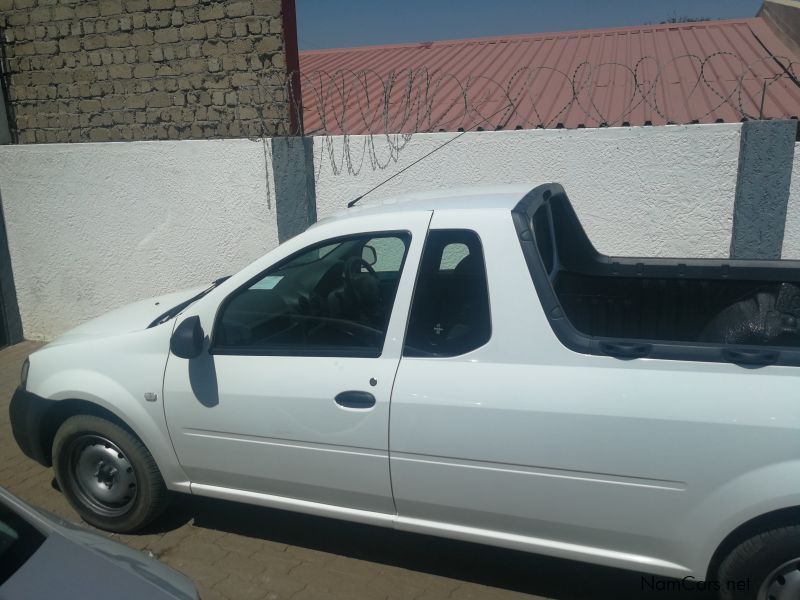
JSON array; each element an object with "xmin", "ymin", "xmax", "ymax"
[
  {"xmin": 170, "ymin": 316, "xmax": 204, "ymax": 359},
  {"xmin": 362, "ymin": 244, "xmax": 377, "ymax": 266}
]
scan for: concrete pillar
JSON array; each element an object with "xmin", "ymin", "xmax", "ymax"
[
  {"xmin": 272, "ymin": 136, "xmax": 317, "ymax": 242},
  {"xmin": 730, "ymin": 119, "xmax": 797, "ymax": 259}
]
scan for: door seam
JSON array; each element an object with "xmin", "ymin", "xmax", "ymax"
[{"xmin": 387, "ymin": 209, "xmax": 435, "ymax": 516}]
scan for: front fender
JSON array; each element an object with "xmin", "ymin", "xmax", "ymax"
[
  {"xmin": 37, "ymin": 370, "xmax": 188, "ymax": 489},
  {"xmin": 22, "ymin": 325, "xmax": 190, "ymax": 492}
]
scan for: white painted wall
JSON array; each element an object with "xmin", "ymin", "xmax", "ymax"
[
  {"xmin": 0, "ymin": 139, "xmax": 277, "ymax": 340},
  {"xmin": 313, "ymin": 124, "xmax": 743, "ymax": 259},
  {"xmin": 782, "ymin": 146, "xmax": 800, "ymax": 259},
  {"xmin": 0, "ymin": 123, "xmax": 760, "ymax": 340}
]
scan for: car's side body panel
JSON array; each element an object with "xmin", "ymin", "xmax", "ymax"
[{"xmin": 389, "ymin": 208, "xmax": 800, "ymax": 578}]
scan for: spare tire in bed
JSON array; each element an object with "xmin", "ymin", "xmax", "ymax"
[{"xmin": 698, "ymin": 282, "xmax": 800, "ymax": 346}]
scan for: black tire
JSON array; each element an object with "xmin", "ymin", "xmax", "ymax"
[
  {"xmin": 717, "ymin": 525, "xmax": 800, "ymax": 600},
  {"xmin": 52, "ymin": 414, "xmax": 170, "ymax": 533}
]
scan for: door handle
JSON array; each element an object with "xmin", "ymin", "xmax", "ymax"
[{"xmin": 335, "ymin": 391, "xmax": 376, "ymax": 409}]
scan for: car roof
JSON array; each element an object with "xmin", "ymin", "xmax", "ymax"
[{"xmin": 315, "ymin": 183, "xmax": 549, "ymax": 226}]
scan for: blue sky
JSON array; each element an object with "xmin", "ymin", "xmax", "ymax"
[{"xmin": 296, "ymin": 0, "xmax": 764, "ymax": 50}]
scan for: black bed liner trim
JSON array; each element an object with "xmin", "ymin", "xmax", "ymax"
[{"xmin": 511, "ymin": 183, "xmax": 800, "ymax": 368}]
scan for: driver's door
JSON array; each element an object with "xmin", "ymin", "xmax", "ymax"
[{"xmin": 163, "ymin": 212, "xmax": 431, "ymax": 514}]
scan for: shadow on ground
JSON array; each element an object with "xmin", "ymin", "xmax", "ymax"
[{"xmin": 151, "ymin": 493, "xmax": 715, "ymax": 600}]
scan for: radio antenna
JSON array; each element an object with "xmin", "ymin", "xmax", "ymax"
[{"xmin": 347, "ymin": 104, "xmax": 514, "ymax": 208}]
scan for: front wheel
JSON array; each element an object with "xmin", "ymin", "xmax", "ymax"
[
  {"xmin": 717, "ymin": 526, "xmax": 800, "ymax": 600},
  {"xmin": 52, "ymin": 415, "xmax": 170, "ymax": 533}
]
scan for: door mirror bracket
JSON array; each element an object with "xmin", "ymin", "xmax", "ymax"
[{"xmin": 170, "ymin": 316, "xmax": 205, "ymax": 359}]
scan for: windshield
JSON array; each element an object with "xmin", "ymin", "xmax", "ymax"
[{"xmin": 0, "ymin": 505, "xmax": 45, "ymax": 586}]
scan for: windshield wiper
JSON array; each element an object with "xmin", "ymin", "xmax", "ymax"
[{"xmin": 147, "ymin": 275, "xmax": 230, "ymax": 328}]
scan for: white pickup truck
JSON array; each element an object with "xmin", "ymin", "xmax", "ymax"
[{"xmin": 11, "ymin": 184, "xmax": 800, "ymax": 599}]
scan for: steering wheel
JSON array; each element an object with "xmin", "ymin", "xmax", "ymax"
[
  {"xmin": 333, "ymin": 256, "xmax": 380, "ymax": 342},
  {"xmin": 343, "ymin": 256, "xmax": 380, "ymax": 314}
]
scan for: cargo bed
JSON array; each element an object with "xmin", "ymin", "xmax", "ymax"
[{"xmin": 512, "ymin": 185, "xmax": 800, "ymax": 366}]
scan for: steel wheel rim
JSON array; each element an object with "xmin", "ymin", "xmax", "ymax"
[
  {"xmin": 758, "ymin": 558, "xmax": 800, "ymax": 600},
  {"xmin": 68, "ymin": 435, "xmax": 137, "ymax": 517}
]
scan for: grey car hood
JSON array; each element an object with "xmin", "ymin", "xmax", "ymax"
[
  {"xmin": 0, "ymin": 533, "xmax": 196, "ymax": 600},
  {"xmin": 0, "ymin": 489, "xmax": 197, "ymax": 600}
]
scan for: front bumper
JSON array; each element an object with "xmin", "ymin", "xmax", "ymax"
[{"xmin": 9, "ymin": 387, "xmax": 53, "ymax": 466}]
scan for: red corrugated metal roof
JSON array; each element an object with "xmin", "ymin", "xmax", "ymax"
[{"xmin": 298, "ymin": 18, "xmax": 800, "ymax": 134}]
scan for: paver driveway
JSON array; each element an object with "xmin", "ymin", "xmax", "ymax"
[{"xmin": 1, "ymin": 341, "xmax": 710, "ymax": 600}]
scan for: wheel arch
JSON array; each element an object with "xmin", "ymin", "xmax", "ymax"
[
  {"xmin": 30, "ymin": 389, "xmax": 189, "ymax": 491},
  {"xmin": 38, "ymin": 398, "xmax": 137, "ymax": 466},
  {"xmin": 706, "ymin": 506, "xmax": 800, "ymax": 581}
]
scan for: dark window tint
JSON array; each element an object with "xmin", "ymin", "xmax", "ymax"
[
  {"xmin": 404, "ymin": 230, "xmax": 491, "ymax": 357},
  {"xmin": 533, "ymin": 206, "xmax": 554, "ymax": 274},
  {"xmin": 215, "ymin": 233, "xmax": 410, "ymax": 356}
]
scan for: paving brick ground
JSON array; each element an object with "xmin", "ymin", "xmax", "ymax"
[{"xmin": 1, "ymin": 341, "xmax": 711, "ymax": 600}]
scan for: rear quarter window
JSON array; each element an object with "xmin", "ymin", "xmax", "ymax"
[{"xmin": 404, "ymin": 230, "xmax": 491, "ymax": 357}]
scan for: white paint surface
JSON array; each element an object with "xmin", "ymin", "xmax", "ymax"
[
  {"xmin": 0, "ymin": 139, "xmax": 277, "ymax": 340},
  {"xmin": 782, "ymin": 146, "xmax": 800, "ymax": 259},
  {"xmin": 313, "ymin": 124, "xmax": 743, "ymax": 259}
]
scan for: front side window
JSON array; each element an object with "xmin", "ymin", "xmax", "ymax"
[
  {"xmin": 404, "ymin": 230, "xmax": 491, "ymax": 357},
  {"xmin": 215, "ymin": 232, "xmax": 411, "ymax": 356}
]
